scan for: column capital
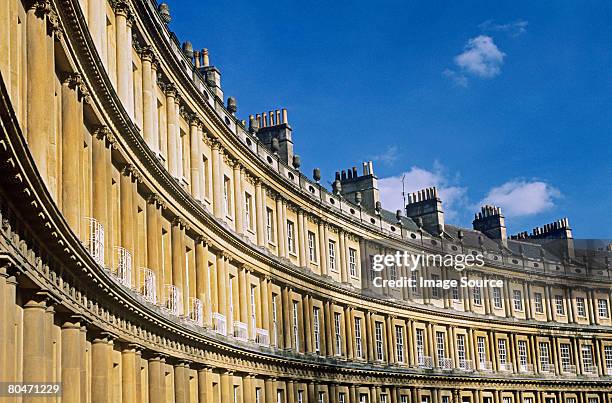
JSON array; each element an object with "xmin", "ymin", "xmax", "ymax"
[
  {"xmin": 196, "ymin": 235, "xmax": 211, "ymax": 246},
  {"xmin": 164, "ymin": 82, "xmax": 178, "ymax": 98},
  {"xmin": 24, "ymin": 289, "xmax": 60, "ymax": 308},
  {"xmin": 25, "ymin": 0, "xmax": 51, "ymax": 16},
  {"xmin": 140, "ymin": 45, "xmax": 155, "ymax": 63},
  {"xmin": 147, "ymin": 193, "xmax": 166, "ymax": 210},
  {"xmin": 121, "ymin": 163, "xmax": 142, "ymax": 183},
  {"xmin": 94, "ymin": 125, "xmax": 117, "ymax": 149},
  {"xmin": 222, "ymin": 251, "xmax": 233, "ymax": 262},
  {"xmin": 91, "ymin": 331, "xmax": 118, "ymax": 344},
  {"xmin": 171, "ymin": 217, "xmax": 190, "ymax": 231},
  {"xmin": 113, "ymin": 0, "xmax": 131, "ymax": 18}
]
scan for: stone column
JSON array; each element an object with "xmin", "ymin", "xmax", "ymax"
[
  {"xmin": 120, "ymin": 165, "xmax": 135, "ymax": 260},
  {"xmin": 282, "ymin": 286, "xmax": 292, "ymax": 349},
  {"xmin": 244, "ymin": 374, "xmax": 255, "ymax": 403},
  {"xmin": 88, "ymin": 0, "xmax": 104, "ymax": 54},
  {"xmin": 122, "ymin": 345, "xmax": 138, "ymax": 403},
  {"xmin": 345, "ymin": 306, "xmax": 354, "ymax": 359},
  {"xmin": 151, "ymin": 61, "xmax": 160, "ymax": 154},
  {"xmin": 319, "ymin": 221, "xmax": 327, "ymax": 276},
  {"xmin": 174, "ymin": 361, "xmax": 190, "ymax": 403},
  {"xmin": 323, "ymin": 224, "xmax": 330, "ymax": 275},
  {"xmin": 303, "ymin": 294, "xmax": 312, "ymax": 353},
  {"xmin": 165, "ymin": 84, "xmax": 179, "ymax": 177},
  {"xmin": 211, "ymin": 140, "xmax": 224, "ymax": 218},
  {"xmin": 324, "ymin": 300, "xmax": 334, "ymax": 357},
  {"xmin": 339, "ymin": 230, "xmax": 348, "ymax": 282},
  {"xmin": 217, "ymin": 253, "xmax": 228, "ymax": 331},
  {"xmin": 147, "ymin": 195, "xmax": 163, "ymax": 300},
  {"xmin": 255, "ymin": 181, "xmax": 266, "ymax": 246},
  {"xmin": 234, "ymin": 163, "xmax": 245, "ymax": 233},
  {"xmin": 92, "ymin": 128, "xmax": 111, "ymax": 265},
  {"xmin": 261, "ymin": 276, "xmax": 271, "ymax": 336},
  {"xmin": 365, "ymin": 311, "xmax": 374, "ymax": 362},
  {"xmin": 61, "ymin": 73, "xmax": 85, "ymax": 237},
  {"xmin": 239, "ymin": 265, "xmax": 249, "ymax": 326},
  {"xmin": 197, "ymin": 366, "xmax": 214, "ymax": 403},
  {"xmin": 23, "ymin": 292, "xmax": 50, "ymax": 398},
  {"xmin": 60, "ymin": 316, "xmax": 83, "ymax": 403},
  {"xmin": 196, "ymin": 237, "xmax": 210, "ymax": 323},
  {"xmin": 114, "ymin": 1, "xmax": 130, "ymax": 106},
  {"xmin": 91, "ymin": 333, "xmax": 114, "ymax": 403},
  {"xmin": 141, "ymin": 47, "xmax": 155, "ymax": 148},
  {"xmin": 221, "ymin": 371, "xmax": 233, "ymax": 403},
  {"xmin": 297, "ymin": 210, "xmax": 306, "ymax": 266},
  {"xmin": 386, "ymin": 315, "xmax": 395, "ymax": 364},
  {"xmin": 171, "ymin": 218, "xmax": 186, "ymax": 312},
  {"xmin": 189, "ymin": 116, "xmax": 202, "ymax": 199},
  {"xmin": 177, "ymin": 102, "xmax": 185, "ymax": 181},
  {"xmin": 148, "ymin": 355, "xmax": 165, "ymax": 403},
  {"xmin": 26, "ymin": 1, "xmax": 51, "ymax": 179},
  {"xmin": 287, "ymin": 380, "xmax": 296, "ymax": 403},
  {"xmin": 265, "ymin": 377, "xmax": 276, "ymax": 403},
  {"xmin": 197, "ymin": 127, "xmax": 207, "ymax": 201},
  {"xmin": 276, "ymin": 196, "xmax": 286, "ymax": 257}
]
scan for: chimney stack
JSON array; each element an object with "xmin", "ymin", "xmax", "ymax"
[
  {"xmin": 405, "ymin": 187, "xmax": 445, "ymax": 236},
  {"xmin": 473, "ymin": 205, "xmax": 507, "ymax": 247},
  {"xmin": 335, "ymin": 161, "xmax": 380, "ymax": 212}
]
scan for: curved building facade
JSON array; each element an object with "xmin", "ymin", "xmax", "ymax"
[{"xmin": 0, "ymin": 0, "xmax": 611, "ymax": 402}]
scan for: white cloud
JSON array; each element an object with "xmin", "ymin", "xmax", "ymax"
[
  {"xmin": 378, "ymin": 164, "xmax": 467, "ymax": 220},
  {"xmin": 454, "ymin": 35, "xmax": 506, "ymax": 78},
  {"xmin": 371, "ymin": 145, "xmax": 399, "ymax": 166},
  {"xmin": 479, "ymin": 180, "xmax": 561, "ymax": 217},
  {"xmin": 479, "ymin": 19, "xmax": 528, "ymax": 38}
]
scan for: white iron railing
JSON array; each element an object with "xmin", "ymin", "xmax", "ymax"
[
  {"xmin": 255, "ymin": 328, "xmax": 269, "ymax": 346},
  {"xmin": 479, "ymin": 361, "xmax": 493, "ymax": 372},
  {"xmin": 113, "ymin": 246, "xmax": 132, "ymax": 288},
  {"xmin": 540, "ymin": 363, "xmax": 554, "ymax": 373},
  {"xmin": 188, "ymin": 297, "xmax": 203, "ymax": 326},
  {"xmin": 499, "ymin": 362, "xmax": 513, "ymax": 372},
  {"xmin": 83, "ymin": 217, "xmax": 104, "ymax": 266},
  {"xmin": 163, "ymin": 284, "xmax": 182, "ymax": 316},
  {"xmin": 562, "ymin": 364, "xmax": 577, "ymax": 374},
  {"xmin": 583, "ymin": 365, "xmax": 598, "ymax": 376},
  {"xmin": 459, "ymin": 359, "xmax": 474, "ymax": 372},
  {"xmin": 234, "ymin": 321, "xmax": 248, "ymax": 340},
  {"xmin": 519, "ymin": 363, "xmax": 534, "ymax": 373},
  {"xmin": 438, "ymin": 357, "xmax": 453, "ymax": 371},
  {"xmin": 139, "ymin": 268, "xmax": 157, "ymax": 304},
  {"xmin": 213, "ymin": 312, "xmax": 226, "ymax": 335},
  {"xmin": 418, "ymin": 355, "xmax": 433, "ymax": 369},
  {"xmin": 606, "ymin": 367, "xmax": 612, "ymax": 376}
]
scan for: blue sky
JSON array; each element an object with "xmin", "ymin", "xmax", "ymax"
[{"xmin": 167, "ymin": 0, "xmax": 612, "ymax": 238}]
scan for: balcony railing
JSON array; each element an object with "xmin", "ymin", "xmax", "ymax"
[
  {"xmin": 479, "ymin": 361, "xmax": 493, "ymax": 372},
  {"xmin": 519, "ymin": 363, "xmax": 534, "ymax": 373},
  {"xmin": 459, "ymin": 359, "xmax": 474, "ymax": 372},
  {"xmin": 112, "ymin": 246, "xmax": 132, "ymax": 288},
  {"xmin": 233, "ymin": 321, "xmax": 248, "ymax": 340},
  {"xmin": 499, "ymin": 362, "xmax": 513, "ymax": 372},
  {"xmin": 212, "ymin": 312, "xmax": 226, "ymax": 335},
  {"xmin": 187, "ymin": 297, "xmax": 203, "ymax": 326},
  {"xmin": 255, "ymin": 328, "xmax": 269, "ymax": 346},
  {"xmin": 562, "ymin": 364, "xmax": 577, "ymax": 374},
  {"xmin": 83, "ymin": 217, "xmax": 104, "ymax": 266},
  {"xmin": 418, "ymin": 355, "xmax": 433, "ymax": 369},
  {"xmin": 606, "ymin": 367, "xmax": 612, "ymax": 376},
  {"xmin": 163, "ymin": 284, "xmax": 182, "ymax": 316},
  {"xmin": 583, "ymin": 365, "xmax": 598, "ymax": 376},
  {"xmin": 540, "ymin": 363, "xmax": 554, "ymax": 373},
  {"xmin": 139, "ymin": 268, "xmax": 157, "ymax": 304},
  {"xmin": 438, "ymin": 357, "xmax": 453, "ymax": 371}
]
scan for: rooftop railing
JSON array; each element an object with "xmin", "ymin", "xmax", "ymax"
[
  {"xmin": 83, "ymin": 217, "xmax": 104, "ymax": 266},
  {"xmin": 139, "ymin": 268, "xmax": 157, "ymax": 304},
  {"xmin": 113, "ymin": 246, "xmax": 132, "ymax": 288}
]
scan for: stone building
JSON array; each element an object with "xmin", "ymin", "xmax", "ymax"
[{"xmin": 0, "ymin": 0, "xmax": 610, "ymax": 402}]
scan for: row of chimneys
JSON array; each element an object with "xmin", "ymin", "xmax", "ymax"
[
  {"xmin": 335, "ymin": 161, "xmax": 374, "ymax": 182},
  {"xmin": 407, "ymin": 187, "xmax": 439, "ymax": 205},
  {"xmin": 248, "ymin": 110, "xmax": 288, "ymax": 128},
  {"xmin": 532, "ymin": 218, "xmax": 570, "ymax": 236},
  {"xmin": 181, "ymin": 41, "xmax": 211, "ymax": 68}
]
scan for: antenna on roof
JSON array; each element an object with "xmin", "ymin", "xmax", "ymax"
[{"xmin": 401, "ymin": 174, "xmax": 406, "ymax": 209}]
